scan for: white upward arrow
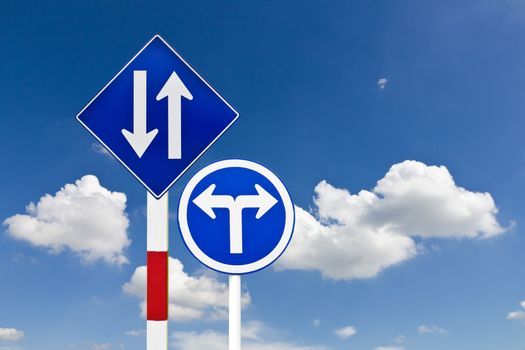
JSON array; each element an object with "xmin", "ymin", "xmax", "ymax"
[
  {"xmin": 122, "ymin": 71, "xmax": 159, "ymax": 158},
  {"xmin": 193, "ymin": 184, "xmax": 278, "ymax": 254},
  {"xmin": 156, "ymin": 71, "xmax": 193, "ymax": 159}
]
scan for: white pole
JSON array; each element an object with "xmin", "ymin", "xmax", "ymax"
[
  {"xmin": 147, "ymin": 192, "xmax": 169, "ymax": 350},
  {"xmin": 229, "ymin": 275, "xmax": 241, "ymax": 350}
]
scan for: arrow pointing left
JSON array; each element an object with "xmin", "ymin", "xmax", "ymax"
[{"xmin": 122, "ymin": 70, "xmax": 159, "ymax": 158}]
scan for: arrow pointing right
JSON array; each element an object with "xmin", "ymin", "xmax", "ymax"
[{"xmin": 122, "ymin": 70, "xmax": 159, "ymax": 158}]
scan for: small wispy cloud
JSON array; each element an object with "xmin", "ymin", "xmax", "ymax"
[
  {"xmin": 374, "ymin": 334, "xmax": 406, "ymax": 350},
  {"xmin": 125, "ymin": 329, "xmax": 145, "ymax": 336},
  {"xmin": 312, "ymin": 319, "xmax": 321, "ymax": 328},
  {"xmin": 89, "ymin": 296, "xmax": 104, "ymax": 305},
  {"xmin": 171, "ymin": 322, "xmax": 325, "ymax": 350},
  {"xmin": 334, "ymin": 325, "xmax": 357, "ymax": 339},
  {"xmin": 90, "ymin": 343, "xmax": 111, "ymax": 350},
  {"xmin": 417, "ymin": 324, "xmax": 449, "ymax": 335},
  {"xmin": 393, "ymin": 335, "xmax": 405, "ymax": 344},
  {"xmin": 91, "ymin": 143, "xmax": 112, "ymax": 158},
  {"xmin": 10, "ymin": 252, "xmax": 37, "ymax": 264},
  {"xmin": 0, "ymin": 328, "xmax": 24, "ymax": 341},
  {"xmin": 507, "ymin": 301, "xmax": 525, "ymax": 322},
  {"xmin": 377, "ymin": 78, "xmax": 388, "ymax": 90}
]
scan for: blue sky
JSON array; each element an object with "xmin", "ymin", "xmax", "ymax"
[{"xmin": 1, "ymin": 1, "xmax": 525, "ymax": 349}]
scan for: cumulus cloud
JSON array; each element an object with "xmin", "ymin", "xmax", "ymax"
[
  {"xmin": 507, "ymin": 301, "xmax": 525, "ymax": 322},
  {"xmin": 3, "ymin": 175, "xmax": 130, "ymax": 265},
  {"xmin": 377, "ymin": 78, "xmax": 388, "ymax": 90},
  {"xmin": 123, "ymin": 257, "xmax": 250, "ymax": 322},
  {"xmin": 276, "ymin": 160, "xmax": 506, "ymax": 280},
  {"xmin": 0, "ymin": 328, "xmax": 24, "ymax": 341},
  {"xmin": 417, "ymin": 324, "xmax": 449, "ymax": 334},
  {"xmin": 277, "ymin": 205, "xmax": 417, "ymax": 280},
  {"xmin": 334, "ymin": 326, "xmax": 357, "ymax": 339},
  {"xmin": 171, "ymin": 325, "xmax": 325, "ymax": 350}
]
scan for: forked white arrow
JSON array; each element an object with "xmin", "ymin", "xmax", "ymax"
[
  {"xmin": 193, "ymin": 184, "xmax": 278, "ymax": 254},
  {"xmin": 156, "ymin": 71, "xmax": 193, "ymax": 159},
  {"xmin": 122, "ymin": 71, "xmax": 159, "ymax": 158}
]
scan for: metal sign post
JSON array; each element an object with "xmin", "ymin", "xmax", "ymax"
[
  {"xmin": 178, "ymin": 159, "xmax": 295, "ymax": 350},
  {"xmin": 229, "ymin": 275, "xmax": 241, "ymax": 350},
  {"xmin": 146, "ymin": 193, "xmax": 169, "ymax": 349},
  {"xmin": 77, "ymin": 35, "xmax": 239, "ymax": 349}
]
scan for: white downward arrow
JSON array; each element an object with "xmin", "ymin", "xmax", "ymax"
[
  {"xmin": 193, "ymin": 184, "xmax": 278, "ymax": 254},
  {"xmin": 122, "ymin": 71, "xmax": 159, "ymax": 158},
  {"xmin": 156, "ymin": 71, "xmax": 193, "ymax": 159}
]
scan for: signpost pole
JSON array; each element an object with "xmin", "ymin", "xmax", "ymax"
[
  {"xmin": 229, "ymin": 275, "xmax": 241, "ymax": 350},
  {"xmin": 76, "ymin": 36, "xmax": 241, "ymax": 350},
  {"xmin": 147, "ymin": 192, "xmax": 169, "ymax": 350}
]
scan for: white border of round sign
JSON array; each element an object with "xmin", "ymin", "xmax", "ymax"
[{"xmin": 178, "ymin": 159, "xmax": 295, "ymax": 275}]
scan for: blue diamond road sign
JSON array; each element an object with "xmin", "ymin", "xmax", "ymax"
[
  {"xmin": 178, "ymin": 159, "xmax": 295, "ymax": 275},
  {"xmin": 77, "ymin": 35, "xmax": 239, "ymax": 198}
]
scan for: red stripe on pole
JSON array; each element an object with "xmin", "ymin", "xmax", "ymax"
[{"xmin": 147, "ymin": 251, "xmax": 168, "ymax": 321}]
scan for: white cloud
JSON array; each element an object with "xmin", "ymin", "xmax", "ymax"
[
  {"xmin": 172, "ymin": 331, "xmax": 226, "ymax": 350},
  {"xmin": 393, "ymin": 335, "xmax": 405, "ymax": 344},
  {"xmin": 171, "ymin": 326, "xmax": 325, "ymax": 350},
  {"xmin": 277, "ymin": 205, "xmax": 416, "ymax": 280},
  {"xmin": 377, "ymin": 78, "xmax": 388, "ymax": 90},
  {"xmin": 375, "ymin": 347, "xmax": 404, "ymax": 350},
  {"xmin": 417, "ymin": 324, "xmax": 449, "ymax": 334},
  {"xmin": 276, "ymin": 160, "xmax": 506, "ymax": 280},
  {"xmin": 507, "ymin": 311, "xmax": 525, "ymax": 320},
  {"xmin": 507, "ymin": 301, "xmax": 525, "ymax": 321},
  {"xmin": 124, "ymin": 329, "xmax": 145, "ymax": 336},
  {"xmin": 0, "ymin": 328, "xmax": 24, "ymax": 341},
  {"xmin": 90, "ymin": 343, "xmax": 111, "ymax": 350},
  {"xmin": 334, "ymin": 325, "xmax": 357, "ymax": 339},
  {"xmin": 369, "ymin": 161, "xmax": 504, "ymax": 238},
  {"xmin": 123, "ymin": 257, "xmax": 250, "ymax": 322},
  {"xmin": 89, "ymin": 296, "xmax": 104, "ymax": 305},
  {"xmin": 3, "ymin": 175, "xmax": 130, "ymax": 265},
  {"xmin": 10, "ymin": 252, "xmax": 37, "ymax": 264},
  {"xmin": 312, "ymin": 319, "xmax": 321, "ymax": 328},
  {"xmin": 242, "ymin": 321, "xmax": 265, "ymax": 341}
]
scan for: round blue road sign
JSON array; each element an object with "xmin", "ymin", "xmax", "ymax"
[{"xmin": 178, "ymin": 159, "xmax": 295, "ymax": 274}]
